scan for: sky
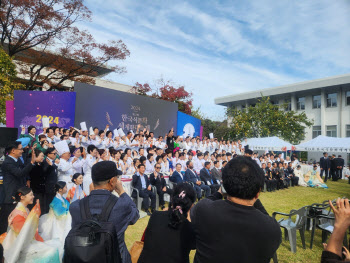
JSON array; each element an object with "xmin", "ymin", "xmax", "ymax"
[{"xmin": 79, "ymin": 0, "xmax": 350, "ymax": 120}]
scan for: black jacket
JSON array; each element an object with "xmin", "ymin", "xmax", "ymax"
[
  {"xmin": 199, "ymin": 168, "xmax": 216, "ymax": 185},
  {"xmin": 132, "ymin": 173, "xmax": 151, "ymax": 197},
  {"xmin": 138, "ymin": 210, "xmax": 196, "ymax": 263},
  {"xmin": 2, "ymin": 155, "xmax": 33, "ymax": 204},
  {"xmin": 320, "ymin": 157, "xmax": 331, "ymax": 169},
  {"xmin": 42, "ymin": 159, "xmax": 58, "ymax": 194},
  {"xmin": 149, "ymin": 172, "xmax": 166, "ymax": 192},
  {"xmin": 29, "ymin": 163, "xmax": 46, "ymax": 193},
  {"xmin": 191, "ymin": 192, "xmax": 281, "ymax": 263}
]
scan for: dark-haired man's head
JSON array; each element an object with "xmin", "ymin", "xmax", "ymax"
[
  {"xmin": 138, "ymin": 164, "xmax": 146, "ymax": 174},
  {"xmin": 176, "ymin": 163, "xmax": 182, "ymax": 172},
  {"xmin": 204, "ymin": 162, "xmax": 211, "ymax": 169},
  {"xmin": 186, "ymin": 161, "xmax": 193, "ymax": 169},
  {"xmin": 6, "ymin": 141, "xmax": 23, "ymax": 158},
  {"xmin": 222, "ymin": 156, "xmax": 264, "ymax": 201}
]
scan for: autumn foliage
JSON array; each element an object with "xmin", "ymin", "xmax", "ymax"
[
  {"xmin": 132, "ymin": 81, "xmax": 193, "ymax": 114},
  {"xmin": 0, "ymin": 0, "xmax": 130, "ymax": 90},
  {"xmin": 0, "ymin": 48, "xmax": 24, "ymax": 123}
]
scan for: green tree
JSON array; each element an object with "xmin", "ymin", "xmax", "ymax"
[
  {"xmin": 226, "ymin": 96, "xmax": 313, "ymax": 144},
  {"xmin": 0, "ymin": 48, "xmax": 23, "ymax": 123}
]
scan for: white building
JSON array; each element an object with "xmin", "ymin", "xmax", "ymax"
[{"xmin": 215, "ymin": 73, "xmax": 350, "ymax": 143}]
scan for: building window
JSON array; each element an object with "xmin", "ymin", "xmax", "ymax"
[
  {"xmin": 312, "ymin": 95, "xmax": 321, "ymax": 108},
  {"xmin": 347, "ymin": 125, "xmax": 350, "ymax": 137},
  {"xmin": 241, "ymin": 104, "xmax": 246, "ymax": 110},
  {"xmin": 326, "ymin": 125, "xmax": 337, "ymax": 137},
  {"xmin": 326, "ymin": 93, "xmax": 337, "ymax": 107},
  {"xmin": 297, "ymin": 97, "xmax": 305, "ymax": 110},
  {"xmin": 284, "ymin": 98, "xmax": 291, "ymax": 111},
  {"xmin": 271, "ymin": 100, "xmax": 279, "ymax": 106},
  {"xmin": 346, "ymin": 91, "xmax": 350, "ymax": 106},
  {"xmin": 312, "ymin": 126, "xmax": 321, "ymax": 138}
]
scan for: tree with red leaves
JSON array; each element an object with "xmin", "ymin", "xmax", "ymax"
[
  {"xmin": 0, "ymin": 0, "xmax": 130, "ymax": 90},
  {"xmin": 132, "ymin": 79, "xmax": 193, "ymax": 114}
]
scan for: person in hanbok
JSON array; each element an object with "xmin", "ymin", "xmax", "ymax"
[
  {"xmin": 39, "ymin": 181, "xmax": 71, "ymax": 261},
  {"xmin": 294, "ymin": 165, "xmax": 307, "ymax": 187},
  {"xmin": 306, "ymin": 165, "xmax": 328, "ymax": 188},
  {"xmin": 0, "ymin": 187, "xmax": 60, "ymax": 263},
  {"xmin": 66, "ymin": 174, "xmax": 86, "ymax": 203}
]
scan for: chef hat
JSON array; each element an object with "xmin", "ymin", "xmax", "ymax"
[
  {"xmin": 54, "ymin": 140, "xmax": 70, "ymax": 156},
  {"xmin": 80, "ymin": 122, "xmax": 87, "ymax": 131},
  {"xmin": 42, "ymin": 117, "xmax": 50, "ymax": 128},
  {"xmin": 130, "ymin": 130, "xmax": 134, "ymax": 136},
  {"xmin": 209, "ymin": 133, "xmax": 214, "ymax": 139},
  {"xmin": 89, "ymin": 127, "xmax": 94, "ymax": 136}
]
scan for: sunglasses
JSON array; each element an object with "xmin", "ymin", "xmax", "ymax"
[{"xmin": 155, "ymin": 167, "xmax": 161, "ymax": 169}]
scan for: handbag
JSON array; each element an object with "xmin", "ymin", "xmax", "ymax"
[
  {"xmin": 130, "ymin": 241, "xmax": 144, "ymax": 263},
  {"xmin": 129, "ymin": 227, "xmax": 147, "ymax": 263}
]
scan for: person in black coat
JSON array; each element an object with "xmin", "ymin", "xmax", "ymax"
[
  {"xmin": 199, "ymin": 162, "xmax": 220, "ymax": 194},
  {"xmin": 336, "ymin": 155, "xmax": 345, "ymax": 180},
  {"xmin": 320, "ymin": 152, "xmax": 331, "ymax": 182},
  {"xmin": 330, "ymin": 154, "xmax": 338, "ymax": 181},
  {"xmin": 191, "ymin": 156, "xmax": 281, "ymax": 263},
  {"xmin": 132, "ymin": 164, "xmax": 156, "ymax": 215},
  {"xmin": 41, "ymin": 147, "xmax": 59, "ymax": 214},
  {"xmin": 287, "ymin": 162, "xmax": 299, "ymax": 186},
  {"xmin": 262, "ymin": 163, "xmax": 276, "ymax": 192},
  {"xmin": 150, "ymin": 163, "xmax": 173, "ymax": 210},
  {"xmin": 272, "ymin": 162, "xmax": 284, "ymax": 190},
  {"xmin": 138, "ymin": 183, "xmax": 196, "ymax": 263},
  {"xmin": 166, "ymin": 128, "xmax": 176, "ymax": 153},
  {"xmin": 28, "ymin": 149, "xmax": 46, "ymax": 211},
  {"xmin": 0, "ymin": 141, "xmax": 35, "ymax": 234}
]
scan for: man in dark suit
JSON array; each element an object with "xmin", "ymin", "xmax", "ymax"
[
  {"xmin": 0, "ymin": 141, "xmax": 35, "ymax": 234},
  {"xmin": 330, "ymin": 154, "xmax": 338, "ymax": 181},
  {"xmin": 210, "ymin": 161, "xmax": 222, "ymax": 183},
  {"xmin": 170, "ymin": 163, "xmax": 185, "ymax": 184},
  {"xmin": 132, "ymin": 163, "xmax": 156, "ymax": 215},
  {"xmin": 336, "ymin": 155, "xmax": 345, "ymax": 180},
  {"xmin": 320, "ymin": 152, "xmax": 331, "ymax": 182},
  {"xmin": 184, "ymin": 161, "xmax": 210, "ymax": 201},
  {"xmin": 150, "ymin": 163, "xmax": 173, "ymax": 210},
  {"xmin": 41, "ymin": 147, "xmax": 58, "ymax": 214},
  {"xmin": 200, "ymin": 162, "xmax": 220, "ymax": 194}
]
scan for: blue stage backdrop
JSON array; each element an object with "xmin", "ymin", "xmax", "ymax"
[
  {"xmin": 74, "ymin": 82, "xmax": 178, "ymax": 136},
  {"xmin": 177, "ymin": 111, "xmax": 201, "ymax": 138},
  {"xmin": 14, "ymin": 90, "xmax": 76, "ymax": 135}
]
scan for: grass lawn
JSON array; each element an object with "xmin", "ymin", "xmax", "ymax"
[{"xmin": 125, "ymin": 180, "xmax": 350, "ymax": 263}]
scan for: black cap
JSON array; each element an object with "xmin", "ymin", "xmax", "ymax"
[{"xmin": 92, "ymin": 161, "xmax": 122, "ymax": 182}]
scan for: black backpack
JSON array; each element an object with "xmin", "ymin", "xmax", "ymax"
[{"xmin": 63, "ymin": 195, "xmax": 122, "ymax": 263}]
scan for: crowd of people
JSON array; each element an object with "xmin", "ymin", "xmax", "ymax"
[{"xmin": 0, "ymin": 123, "xmax": 348, "ymax": 263}]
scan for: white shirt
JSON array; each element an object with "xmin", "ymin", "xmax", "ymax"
[
  {"xmin": 70, "ymin": 157, "xmax": 86, "ymax": 174},
  {"xmin": 145, "ymin": 159, "xmax": 154, "ymax": 174},
  {"xmin": 83, "ymin": 154, "xmax": 96, "ymax": 175},
  {"xmin": 58, "ymin": 158, "xmax": 74, "ymax": 183}
]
